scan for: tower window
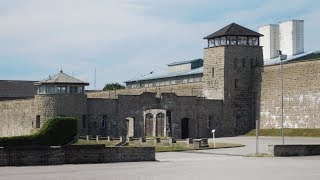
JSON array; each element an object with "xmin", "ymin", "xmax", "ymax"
[
  {"xmin": 250, "ymin": 59, "xmax": 254, "ymax": 68},
  {"xmin": 36, "ymin": 115, "xmax": 40, "ymax": 128},
  {"xmin": 242, "ymin": 59, "xmax": 245, "ymax": 67},
  {"xmin": 235, "ymin": 79, "xmax": 238, "ymax": 89},
  {"xmin": 82, "ymin": 115, "xmax": 87, "ymax": 128},
  {"xmin": 102, "ymin": 115, "xmax": 107, "ymax": 127},
  {"xmin": 211, "ymin": 67, "xmax": 214, "ymax": 78},
  {"xmin": 208, "ymin": 115, "xmax": 213, "ymax": 128}
]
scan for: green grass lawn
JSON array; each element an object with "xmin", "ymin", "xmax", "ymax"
[
  {"xmin": 74, "ymin": 139, "xmax": 243, "ymax": 152},
  {"xmin": 245, "ymin": 128, "xmax": 320, "ymax": 137}
]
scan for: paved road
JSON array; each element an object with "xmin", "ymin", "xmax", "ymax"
[{"xmin": 0, "ymin": 136, "xmax": 319, "ymax": 180}]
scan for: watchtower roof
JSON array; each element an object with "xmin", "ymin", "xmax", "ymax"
[
  {"xmin": 34, "ymin": 70, "xmax": 89, "ymax": 86},
  {"xmin": 203, "ymin": 23, "xmax": 263, "ymax": 39}
]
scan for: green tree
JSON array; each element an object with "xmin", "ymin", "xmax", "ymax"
[{"xmin": 103, "ymin": 82, "xmax": 125, "ymax": 91}]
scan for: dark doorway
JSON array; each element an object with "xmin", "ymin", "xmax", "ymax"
[{"xmin": 181, "ymin": 118, "xmax": 189, "ymax": 139}]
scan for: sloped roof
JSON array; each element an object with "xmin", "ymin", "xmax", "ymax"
[
  {"xmin": 125, "ymin": 67, "xmax": 203, "ymax": 83},
  {"xmin": 0, "ymin": 80, "xmax": 37, "ymax": 98},
  {"xmin": 35, "ymin": 70, "xmax": 89, "ymax": 85},
  {"xmin": 264, "ymin": 51, "xmax": 320, "ymax": 66},
  {"xmin": 204, "ymin": 23, "xmax": 263, "ymax": 39},
  {"xmin": 167, "ymin": 59, "xmax": 203, "ymax": 66}
]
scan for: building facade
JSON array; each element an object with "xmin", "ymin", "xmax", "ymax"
[{"xmin": 0, "ymin": 22, "xmax": 319, "ymax": 139}]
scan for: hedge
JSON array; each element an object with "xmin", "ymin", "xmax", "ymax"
[{"xmin": 0, "ymin": 117, "xmax": 77, "ymax": 146}]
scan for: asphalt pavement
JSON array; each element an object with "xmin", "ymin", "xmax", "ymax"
[{"xmin": 0, "ymin": 136, "xmax": 319, "ymax": 180}]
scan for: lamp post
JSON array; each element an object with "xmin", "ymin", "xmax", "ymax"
[
  {"xmin": 212, "ymin": 129, "xmax": 216, "ymax": 148},
  {"xmin": 279, "ymin": 51, "xmax": 287, "ymax": 145}
]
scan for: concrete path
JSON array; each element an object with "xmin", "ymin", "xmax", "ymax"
[
  {"xmin": 208, "ymin": 136, "xmax": 320, "ymax": 155},
  {"xmin": 0, "ymin": 136, "xmax": 319, "ymax": 180}
]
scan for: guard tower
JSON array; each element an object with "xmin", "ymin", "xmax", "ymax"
[
  {"xmin": 34, "ymin": 70, "xmax": 89, "ymax": 135},
  {"xmin": 202, "ymin": 23, "xmax": 263, "ymax": 135}
]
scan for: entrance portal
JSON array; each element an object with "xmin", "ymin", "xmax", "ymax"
[{"xmin": 181, "ymin": 118, "xmax": 189, "ymax": 139}]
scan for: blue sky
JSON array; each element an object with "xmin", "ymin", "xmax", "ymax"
[{"xmin": 0, "ymin": 0, "xmax": 319, "ymax": 89}]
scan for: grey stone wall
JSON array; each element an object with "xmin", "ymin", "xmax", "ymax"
[
  {"xmin": 34, "ymin": 94, "xmax": 88, "ymax": 135},
  {"xmin": 87, "ymin": 82, "xmax": 203, "ymax": 99},
  {"xmin": 0, "ymin": 98, "xmax": 35, "ymax": 137},
  {"xmin": 203, "ymin": 46, "xmax": 225, "ymax": 100},
  {"xmin": 203, "ymin": 45, "xmax": 263, "ymax": 135},
  {"xmin": 87, "ymin": 98, "xmax": 119, "ymax": 136},
  {"xmin": 0, "ymin": 145, "xmax": 155, "ymax": 166},
  {"xmin": 269, "ymin": 145, "xmax": 320, "ymax": 156},
  {"xmin": 87, "ymin": 92, "xmax": 223, "ymax": 138},
  {"xmin": 257, "ymin": 59, "xmax": 320, "ymax": 128}
]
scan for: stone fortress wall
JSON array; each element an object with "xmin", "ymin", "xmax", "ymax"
[
  {"xmin": 257, "ymin": 58, "xmax": 320, "ymax": 128},
  {"xmin": 202, "ymin": 45, "xmax": 264, "ymax": 135},
  {"xmin": 0, "ymin": 58, "xmax": 319, "ymax": 138},
  {"xmin": 87, "ymin": 82, "xmax": 203, "ymax": 99},
  {"xmin": 87, "ymin": 92, "xmax": 223, "ymax": 138},
  {"xmin": 34, "ymin": 94, "xmax": 88, "ymax": 135},
  {"xmin": 0, "ymin": 98, "xmax": 35, "ymax": 137}
]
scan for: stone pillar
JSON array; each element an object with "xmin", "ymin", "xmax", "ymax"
[
  {"xmin": 201, "ymin": 138, "xmax": 209, "ymax": 147},
  {"xmin": 139, "ymin": 137, "xmax": 146, "ymax": 143},
  {"xmin": 120, "ymin": 136, "xmax": 126, "ymax": 143},
  {"xmin": 86, "ymin": 135, "xmax": 90, "ymax": 141},
  {"xmin": 107, "ymin": 136, "xmax": 113, "ymax": 142},
  {"xmin": 169, "ymin": 138, "xmax": 176, "ymax": 145},
  {"xmin": 193, "ymin": 139, "xmax": 201, "ymax": 149},
  {"xmin": 96, "ymin": 135, "xmax": 100, "ymax": 142},
  {"xmin": 186, "ymin": 138, "xmax": 193, "ymax": 145},
  {"xmin": 154, "ymin": 138, "xmax": 160, "ymax": 144}
]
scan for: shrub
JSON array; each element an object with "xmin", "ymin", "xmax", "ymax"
[{"xmin": 0, "ymin": 117, "xmax": 77, "ymax": 146}]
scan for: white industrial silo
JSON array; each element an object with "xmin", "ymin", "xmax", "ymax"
[
  {"xmin": 279, "ymin": 20, "xmax": 304, "ymax": 56},
  {"xmin": 258, "ymin": 24, "xmax": 280, "ymax": 59}
]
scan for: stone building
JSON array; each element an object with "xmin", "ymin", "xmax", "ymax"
[
  {"xmin": 0, "ymin": 22, "xmax": 319, "ymax": 138},
  {"xmin": 125, "ymin": 59, "xmax": 203, "ymax": 89}
]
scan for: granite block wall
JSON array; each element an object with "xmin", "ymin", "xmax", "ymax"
[{"xmin": 258, "ymin": 59, "xmax": 320, "ymax": 128}]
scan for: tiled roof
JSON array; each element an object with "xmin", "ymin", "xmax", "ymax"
[
  {"xmin": 125, "ymin": 67, "xmax": 203, "ymax": 83},
  {"xmin": 35, "ymin": 71, "xmax": 89, "ymax": 85},
  {"xmin": 264, "ymin": 51, "xmax": 320, "ymax": 66},
  {"xmin": 203, "ymin": 23, "xmax": 263, "ymax": 39}
]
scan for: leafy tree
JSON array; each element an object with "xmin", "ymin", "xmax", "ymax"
[{"xmin": 103, "ymin": 83, "xmax": 125, "ymax": 91}]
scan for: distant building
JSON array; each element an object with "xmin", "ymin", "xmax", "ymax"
[
  {"xmin": 0, "ymin": 80, "xmax": 37, "ymax": 100},
  {"xmin": 259, "ymin": 20, "xmax": 304, "ymax": 59},
  {"xmin": 258, "ymin": 24, "xmax": 280, "ymax": 59},
  {"xmin": 279, "ymin": 20, "xmax": 304, "ymax": 56},
  {"xmin": 125, "ymin": 59, "xmax": 203, "ymax": 89}
]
